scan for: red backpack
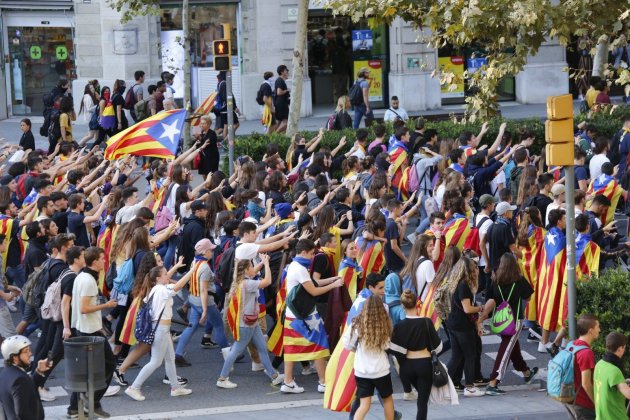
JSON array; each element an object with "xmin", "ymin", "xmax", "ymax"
[{"xmin": 463, "ymin": 216, "xmax": 490, "ymax": 255}]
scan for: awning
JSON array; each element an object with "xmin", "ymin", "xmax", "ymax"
[{"xmin": 0, "ymin": 0, "xmax": 73, "ymax": 10}]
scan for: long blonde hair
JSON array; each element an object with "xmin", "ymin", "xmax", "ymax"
[
  {"xmin": 351, "ymin": 296, "xmax": 392, "ymax": 351},
  {"xmin": 449, "ymin": 255, "xmax": 479, "ymax": 295},
  {"xmin": 230, "ymin": 259, "xmax": 251, "ymax": 295},
  {"xmin": 336, "ymin": 95, "xmax": 350, "ymax": 112}
]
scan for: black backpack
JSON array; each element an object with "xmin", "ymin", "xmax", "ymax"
[
  {"xmin": 608, "ymin": 129, "xmax": 623, "ymax": 166},
  {"xmin": 47, "ymin": 109, "xmax": 61, "ymax": 144},
  {"xmin": 255, "ymin": 82, "xmax": 269, "ymax": 106},
  {"xmin": 217, "ymin": 245, "xmax": 237, "ymax": 293},
  {"xmin": 348, "ymin": 81, "xmax": 364, "ymax": 106}
]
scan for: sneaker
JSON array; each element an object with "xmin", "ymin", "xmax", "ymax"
[
  {"xmin": 170, "ymin": 387, "xmax": 193, "ymax": 397},
  {"xmin": 252, "ymin": 361, "xmax": 264, "ymax": 372},
  {"xmin": 473, "ymin": 377, "xmax": 490, "ymax": 386},
  {"xmin": 394, "ymin": 411, "xmax": 403, "ymax": 420},
  {"xmin": 485, "ymin": 385, "xmax": 506, "ymax": 396},
  {"xmin": 317, "ymin": 382, "xmax": 326, "ymax": 393},
  {"xmin": 113, "ymin": 369, "xmax": 128, "ymax": 386},
  {"xmin": 403, "ymin": 389, "xmax": 418, "ymax": 400},
  {"xmin": 216, "ymin": 378, "xmax": 238, "ymax": 389},
  {"xmin": 90, "ymin": 407, "xmax": 111, "ymax": 418},
  {"xmin": 163, "ymin": 375, "xmax": 189, "ymax": 386},
  {"xmin": 176, "ymin": 306, "xmax": 189, "ymax": 323},
  {"xmin": 39, "ymin": 387, "xmax": 56, "ymax": 402},
  {"xmin": 454, "ymin": 383, "xmax": 466, "ymax": 393},
  {"xmin": 271, "ymin": 373, "xmax": 285, "ymax": 386},
  {"xmin": 281, "ymin": 381, "xmax": 305, "ymax": 394},
  {"xmin": 537, "ymin": 342, "xmax": 549, "ymax": 353},
  {"xmin": 67, "ymin": 409, "xmax": 79, "ymax": 419},
  {"xmin": 523, "ymin": 366, "xmax": 539, "ymax": 384},
  {"xmin": 301, "ymin": 364, "xmax": 316, "ymax": 376},
  {"xmin": 201, "ymin": 337, "xmax": 218, "ymax": 349},
  {"xmin": 104, "ymin": 385, "xmax": 120, "ymax": 397},
  {"xmin": 547, "ymin": 343, "xmax": 560, "ymax": 357},
  {"xmin": 175, "ymin": 355, "xmax": 191, "ymax": 367},
  {"xmin": 125, "ymin": 387, "xmax": 146, "ymax": 401},
  {"xmin": 527, "ymin": 328, "xmax": 542, "ymax": 342},
  {"xmin": 464, "ymin": 386, "xmax": 485, "ymax": 397},
  {"xmin": 171, "ymin": 330, "xmax": 182, "ymax": 343}
]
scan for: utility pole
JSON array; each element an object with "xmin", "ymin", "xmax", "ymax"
[
  {"xmin": 286, "ymin": 0, "xmax": 309, "ymax": 138},
  {"xmin": 182, "ymin": 0, "xmax": 191, "ymax": 147},
  {"xmin": 227, "ymin": 72, "xmax": 235, "ymax": 175}
]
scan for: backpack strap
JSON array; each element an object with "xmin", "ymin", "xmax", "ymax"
[{"xmin": 476, "ymin": 216, "xmax": 490, "ymax": 230}]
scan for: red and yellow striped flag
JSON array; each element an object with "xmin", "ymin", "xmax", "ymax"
[
  {"xmin": 227, "ymin": 286, "xmax": 243, "ymax": 342},
  {"xmin": 443, "ymin": 214, "xmax": 470, "ymax": 251},
  {"xmin": 518, "ymin": 225, "xmax": 546, "ymax": 321},
  {"xmin": 190, "ymin": 92, "xmax": 217, "ymax": 127},
  {"xmin": 118, "ymin": 296, "xmax": 141, "ymax": 346},
  {"xmin": 418, "ymin": 281, "xmax": 441, "ymax": 329},
  {"xmin": 338, "ymin": 258, "xmax": 362, "ymax": 302},
  {"xmin": 586, "ymin": 174, "xmax": 624, "ymax": 225},
  {"xmin": 0, "ymin": 216, "xmax": 15, "ymax": 272},
  {"xmin": 575, "ymin": 234, "xmax": 600, "ymax": 280},
  {"xmin": 389, "ymin": 141, "xmax": 408, "ymax": 197},
  {"xmin": 537, "ymin": 227, "xmax": 567, "ymax": 332},
  {"xmin": 355, "ymin": 238, "xmax": 385, "ymax": 290},
  {"xmin": 96, "ymin": 223, "xmax": 117, "ymax": 297},
  {"xmin": 267, "ymin": 267, "xmax": 288, "ymax": 356}
]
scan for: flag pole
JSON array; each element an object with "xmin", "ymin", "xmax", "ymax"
[{"xmin": 565, "ymin": 165, "xmax": 577, "ymax": 339}]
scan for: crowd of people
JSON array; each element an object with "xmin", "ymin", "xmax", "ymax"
[{"xmin": 0, "ymin": 71, "xmax": 628, "ymax": 420}]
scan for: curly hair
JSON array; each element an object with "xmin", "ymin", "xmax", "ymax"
[
  {"xmin": 350, "ymin": 295, "xmax": 392, "ymax": 351},
  {"xmin": 450, "ymin": 255, "xmax": 479, "ymax": 295}
]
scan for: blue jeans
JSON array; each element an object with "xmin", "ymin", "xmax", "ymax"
[
  {"xmin": 613, "ymin": 45, "xmax": 630, "ymax": 68},
  {"xmin": 6, "ymin": 265, "xmax": 25, "ymax": 288},
  {"xmin": 175, "ymin": 302, "xmax": 228, "ymax": 356},
  {"xmin": 353, "ymin": 104, "xmax": 373, "ymax": 129},
  {"xmin": 163, "ymin": 235, "xmax": 180, "ymax": 270},
  {"xmin": 219, "ymin": 324, "xmax": 277, "ymax": 379}
]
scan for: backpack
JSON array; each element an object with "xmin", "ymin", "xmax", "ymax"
[
  {"xmin": 124, "ymin": 84, "xmax": 139, "ymax": 110},
  {"xmin": 326, "ymin": 113, "xmax": 337, "ymax": 131},
  {"xmin": 24, "ymin": 259, "xmax": 63, "ymax": 308},
  {"xmin": 16, "ymin": 173, "xmax": 32, "ymax": 202},
  {"xmin": 112, "ymin": 258, "xmax": 135, "ymax": 295},
  {"xmin": 401, "ymin": 257, "xmax": 429, "ymax": 295},
  {"xmin": 433, "ymin": 279, "xmax": 454, "ymax": 321},
  {"xmin": 104, "ymin": 263, "xmax": 117, "ymax": 293},
  {"xmin": 463, "ymin": 216, "xmax": 490, "ymax": 256},
  {"xmin": 348, "ymin": 81, "xmax": 364, "ymax": 106},
  {"xmin": 134, "ymin": 99, "xmax": 149, "ymax": 121},
  {"xmin": 255, "ymin": 81, "xmax": 271, "ymax": 106},
  {"xmin": 217, "ymin": 245, "xmax": 237, "ymax": 292},
  {"xmin": 547, "ymin": 341, "xmax": 589, "ymax": 403},
  {"xmin": 212, "ymin": 237, "xmax": 237, "ymax": 273},
  {"xmin": 608, "ymin": 129, "xmax": 624, "ymax": 166},
  {"xmin": 490, "ymin": 283, "xmax": 518, "ymax": 336},
  {"xmin": 286, "ymin": 283, "xmax": 317, "ymax": 320},
  {"xmin": 47, "ymin": 109, "xmax": 61, "ymax": 144},
  {"xmin": 41, "ymin": 269, "xmax": 73, "ymax": 322},
  {"xmin": 134, "ymin": 292, "xmax": 164, "ymax": 345}
]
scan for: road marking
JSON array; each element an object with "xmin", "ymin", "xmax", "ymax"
[
  {"xmin": 480, "ymin": 335, "xmax": 502, "ymax": 345},
  {"xmin": 486, "ymin": 351, "xmax": 536, "ymax": 361}
]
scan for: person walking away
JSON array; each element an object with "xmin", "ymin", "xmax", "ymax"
[
  {"xmin": 274, "ymin": 65, "xmax": 290, "ymax": 134},
  {"xmin": 124, "ymin": 266, "xmax": 193, "ymax": 401},
  {"xmin": 0, "ymin": 335, "xmax": 51, "ymax": 420},
  {"xmin": 390, "ymin": 289, "xmax": 444, "ymax": 420},
  {"xmin": 58, "ymin": 96, "xmax": 77, "ymax": 146},
  {"xmin": 593, "ymin": 332, "xmax": 630, "ymax": 420},
  {"xmin": 330, "ymin": 96, "xmax": 353, "ymax": 130},
  {"xmin": 78, "ymin": 82, "xmax": 100, "ymax": 146},
  {"xmin": 129, "ymin": 70, "xmax": 145, "ymax": 122},
  {"xmin": 111, "ymin": 79, "xmax": 129, "ymax": 135},
  {"xmin": 344, "ymin": 295, "xmax": 395, "ymax": 420},
  {"xmin": 480, "ymin": 254, "xmax": 538, "ymax": 395},
  {"xmin": 352, "ymin": 68, "xmax": 372, "ymax": 129}
]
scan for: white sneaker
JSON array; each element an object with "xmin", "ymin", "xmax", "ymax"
[
  {"xmin": 170, "ymin": 387, "xmax": 193, "ymax": 397},
  {"xmin": 252, "ymin": 361, "xmax": 264, "ymax": 372},
  {"xmin": 317, "ymin": 382, "xmax": 326, "ymax": 393},
  {"xmin": 271, "ymin": 373, "xmax": 285, "ymax": 386},
  {"xmin": 125, "ymin": 387, "xmax": 145, "ymax": 401},
  {"xmin": 464, "ymin": 386, "xmax": 485, "ymax": 397},
  {"xmin": 537, "ymin": 342, "xmax": 548, "ymax": 353},
  {"xmin": 221, "ymin": 347, "xmax": 230, "ymax": 360},
  {"xmin": 281, "ymin": 381, "xmax": 305, "ymax": 394},
  {"xmin": 216, "ymin": 378, "xmax": 238, "ymax": 389},
  {"xmin": 403, "ymin": 390, "xmax": 418, "ymax": 400},
  {"xmin": 38, "ymin": 387, "xmax": 56, "ymax": 402},
  {"xmin": 301, "ymin": 364, "xmax": 316, "ymax": 376},
  {"xmin": 104, "ymin": 385, "xmax": 120, "ymax": 397}
]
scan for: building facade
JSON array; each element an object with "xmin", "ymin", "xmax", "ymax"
[{"xmin": 0, "ymin": 0, "xmax": 569, "ymax": 121}]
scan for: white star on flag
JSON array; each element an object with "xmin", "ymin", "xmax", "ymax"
[
  {"xmin": 305, "ymin": 316, "xmax": 320, "ymax": 333},
  {"xmin": 547, "ymin": 233, "xmax": 556, "ymax": 246},
  {"xmin": 159, "ymin": 120, "xmax": 181, "ymax": 145}
]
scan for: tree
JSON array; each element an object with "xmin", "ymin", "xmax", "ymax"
[
  {"xmin": 287, "ymin": 0, "xmax": 310, "ymax": 139},
  {"xmin": 324, "ymin": 0, "xmax": 630, "ymax": 119}
]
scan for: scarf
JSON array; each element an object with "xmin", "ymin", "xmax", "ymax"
[
  {"xmin": 340, "ymin": 257, "xmax": 361, "ymax": 272},
  {"xmin": 602, "ymin": 352, "xmax": 625, "ymax": 376},
  {"xmin": 293, "ymin": 256, "xmax": 312, "ymax": 270}
]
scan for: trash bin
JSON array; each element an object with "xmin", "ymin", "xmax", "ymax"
[{"xmin": 64, "ymin": 336, "xmax": 107, "ymax": 392}]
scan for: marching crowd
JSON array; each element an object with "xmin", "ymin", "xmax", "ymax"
[{"xmin": 0, "ymin": 71, "xmax": 627, "ymax": 420}]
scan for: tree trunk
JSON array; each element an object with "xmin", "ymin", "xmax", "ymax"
[
  {"xmin": 286, "ymin": 0, "xmax": 308, "ymax": 139},
  {"xmin": 592, "ymin": 35, "xmax": 609, "ymax": 78},
  {"xmin": 183, "ymin": 0, "xmax": 192, "ymax": 147}
]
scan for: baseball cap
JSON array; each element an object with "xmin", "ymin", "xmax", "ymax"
[
  {"xmin": 190, "ymin": 200, "xmax": 208, "ymax": 212},
  {"xmin": 479, "ymin": 194, "xmax": 496, "ymax": 208},
  {"xmin": 551, "ymin": 184, "xmax": 566, "ymax": 197},
  {"xmin": 194, "ymin": 238, "xmax": 216, "ymax": 254},
  {"xmin": 496, "ymin": 201, "xmax": 517, "ymax": 216}
]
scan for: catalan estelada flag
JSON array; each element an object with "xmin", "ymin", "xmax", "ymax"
[
  {"xmin": 119, "ymin": 296, "xmax": 141, "ymax": 346},
  {"xmin": 190, "ymin": 92, "xmax": 217, "ymax": 127},
  {"xmin": 105, "ymin": 109, "xmax": 186, "ymax": 160},
  {"xmin": 267, "ymin": 267, "xmax": 288, "ymax": 356},
  {"xmin": 418, "ymin": 281, "xmax": 441, "ymax": 329},
  {"xmin": 537, "ymin": 227, "xmax": 567, "ymax": 332},
  {"xmin": 227, "ymin": 286, "xmax": 243, "ymax": 342},
  {"xmin": 355, "ymin": 238, "xmax": 385, "ymax": 290},
  {"xmin": 585, "ymin": 174, "xmax": 625, "ymax": 225},
  {"xmin": 96, "ymin": 222, "xmax": 117, "ymax": 297},
  {"xmin": 283, "ymin": 313, "xmax": 330, "ymax": 362},
  {"xmin": 518, "ymin": 224, "xmax": 546, "ymax": 321},
  {"xmin": 388, "ymin": 140, "xmax": 409, "ymax": 198},
  {"xmin": 338, "ymin": 257, "xmax": 362, "ymax": 302},
  {"xmin": 324, "ymin": 288, "xmax": 372, "ymax": 412},
  {"xmin": 443, "ymin": 213, "xmax": 471, "ymax": 251},
  {"xmin": 262, "ymin": 103, "xmax": 273, "ymax": 131},
  {"xmin": 575, "ymin": 233, "xmax": 600, "ymax": 280},
  {"xmin": 0, "ymin": 216, "xmax": 15, "ymax": 272}
]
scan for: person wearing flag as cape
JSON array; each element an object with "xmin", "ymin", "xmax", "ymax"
[
  {"xmin": 281, "ymin": 239, "xmax": 344, "ymax": 394},
  {"xmin": 388, "ymin": 126, "xmax": 411, "ymax": 200},
  {"xmin": 585, "ymin": 162, "xmax": 627, "ymax": 226},
  {"xmin": 355, "ymin": 219, "xmax": 386, "ymax": 291},
  {"xmin": 442, "ymin": 196, "xmax": 471, "ymax": 251}
]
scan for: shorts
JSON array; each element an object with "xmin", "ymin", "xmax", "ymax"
[
  {"xmin": 275, "ymin": 104, "xmax": 289, "ymax": 121},
  {"xmin": 355, "ymin": 373, "xmax": 393, "ymax": 399},
  {"xmin": 216, "ymin": 110, "xmax": 239, "ymax": 130}
]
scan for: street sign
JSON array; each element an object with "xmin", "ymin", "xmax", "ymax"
[{"xmin": 56, "ymin": 45, "xmax": 68, "ymax": 60}]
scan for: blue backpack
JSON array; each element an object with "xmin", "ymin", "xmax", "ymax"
[
  {"xmin": 134, "ymin": 292, "xmax": 164, "ymax": 345},
  {"xmin": 112, "ymin": 258, "xmax": 134, "ymax": 294},
  {"xmin": 547, "ymin": 341, "xmax": 589, "ymax": 403}
]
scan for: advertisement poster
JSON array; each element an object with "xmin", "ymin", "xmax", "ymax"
[
  {"xmin": 438, "ymin": 56, "xmax": 465, "ymax": 98},
  {"xmin": 353, "ymin": 60, "xmax": 383, "ymax": 102},
  {"xmin": 352, "ymin": 30, "xmax": 373, "ymax": 52},
  {"xmin": 467, "ymin": 57, "xmax": 488, "ymax": 75}
]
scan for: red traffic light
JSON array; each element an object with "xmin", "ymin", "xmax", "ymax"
[{"xmin": 213, "ymin": 40, "xmax": 230, "ymax": 56}]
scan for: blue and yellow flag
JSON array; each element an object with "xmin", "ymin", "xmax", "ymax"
[
  {"xmin": 537, "ymin": 226, "xmax": 567, "ymax": 332},
  {"xmin": 105, "ymin": 109, "xmax": 186, "ymax": 160}
]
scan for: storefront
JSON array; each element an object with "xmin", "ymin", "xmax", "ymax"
[
  {"xmin": 159, "ymin": 0, "xmax": 241, "ymax": 110},
  {"xmin": 0, "ymin": 1, "xmax": 75, "ymax": 116}
]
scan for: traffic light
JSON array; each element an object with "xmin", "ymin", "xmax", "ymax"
[
  {"xmin": 213, "ymin": 40, "xmax": 231, "ymax": 71},
  {"xmin": 545, "ymin": 94, "xmax": 574, "ymax": 166}
]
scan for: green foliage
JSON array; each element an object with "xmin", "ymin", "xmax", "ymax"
[
  {"xmin": 575, "ymin": 104, "xmax": 630, "ymax": 139},
  {"xmin": 577, "ymin": 267, "xmax": 630, "ymax": 374},
  {"xmin": 107, "ymin": 0, "xmax": 161, "ymax": 23}
]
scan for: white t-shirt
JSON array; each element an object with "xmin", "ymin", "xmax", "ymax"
[
  {"xmin": 285, "ymin": 261, "xmax": 314, "ymax": 318},
  {"xmin": 147, "ymin": 283, "xmax": 176, "ymax": 322},
  {"xmin": 545, "ymin": 202, "xmax": 562, "ymax": 226},
  {"xmin": 179, "ymin": 202, "xmax": 192, "ymax": 220},
  {"xmin": 165, "ymin": 183, "xmax": 180, "ymax": 214},
  {"xmin": 235, "ymin": 243, "xmax": 261, "ymax": 261},
  {"xmin": 350, "ymin": 146, "xmax": 366, "ymax": 160},
  {"xmin": 490, "ymin": 170, "xmax": 506, "ymax": 199},
  {"xmin": 383, "ymin": 107, "xmax": 409, "ymax": 122},
  {"xmin": 344, "ymin": 328, "xmax": 390, "ymax": 379},
  {"xmin": 115, "ymin": 202, "xmax": 145, "ymax": 225},
  {"xmin": 474, "ymin": 213, "xmax": 494, "ymax": 267},
  {"xmin": 589, "ymin": 154, "xmax": 610, "ymax": 180},
  {"xmin": 415, "ymin": 258, "xmax": 435, "ymax": 302},
  {"xmin": 72, "ymin": 272, "xmax": 102, "ymax": 334},
  {"xmin": 435, "ymin": 184, "xmax": 446, "ymax": 210}
]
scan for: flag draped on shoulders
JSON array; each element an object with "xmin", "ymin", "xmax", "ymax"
[
  {"xmin": 575, "ymin": 233, "xmax": 600, "ymax": 280},
  {"xmin": 190, "ymin": 92, "xmax": 217, "ymax": 127},
  {"xmin": 338, "ymin": 257, "xmax": 362, "ymax": 302},
  {"xmin": 97, "ymin": 221, "xmax": 117, "ymax": 297},
  {"xmin": 0, "ymin": 216, "xmax": 15, "ymax": 272},
  {"xmin": 418, "ymin": 281, "xmax": 441, "ymax": 329},
  {"xmin": 388, "ymin": 140, "xmax": 409, "ymax": 199},
  {"xmin": 537, "ymin": 226, "xmax": 567, "ymax": 332},
  {"xmin": 105, "ymin": 109, "xmax": 186, "ymax": 160},
  {"xmin": 324, "ymin": 288, "xmax": 372, "ymax": 413},
  {"xmin": 355, "ymin": 237, "xmax": 385, "ymax": 290},
  {"xmin": 518, "ymin": 224, "xmax": 546, "ymax": 321},
  {"xmin": 227, "ymin": 286, "xmax": 243, "ymax": 342},
  {"xmin": 586, "ymin": 174, "xmax": 624, "ymax": 225},
  {"xmin": 267, "ymin": 267, "xmax": 288, "ymax": 356},
  {"xmin": 443, "ymin": 213, "xmax": 470, "ymax": 251}
]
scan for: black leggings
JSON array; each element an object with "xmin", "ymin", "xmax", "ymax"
[
  {"xmin": 447, "ymin": 328, "xmax": 478, "ymax": 386},
  {"xmin": 400, "ymin": 358, "xmax": 433, "ymax": 420}
]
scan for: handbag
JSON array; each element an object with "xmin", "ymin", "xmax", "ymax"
[
  {"xmin": 154, "ymin": 183, "xmax": 176, "ymax": 232},
  {"xmin": 427, "ymin": 318, "xmax": 449, "ymax": 388}
]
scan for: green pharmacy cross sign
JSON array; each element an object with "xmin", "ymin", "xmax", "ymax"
[
  {"xmin": 56, "ymin": 45, "xmax": 68, "ymax": 60},
  {"xmin": 30, "ymin": 46, "xmax": 42, "ymax": 60}
]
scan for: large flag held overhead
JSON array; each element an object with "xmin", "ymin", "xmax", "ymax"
[
  {"xmin": 518, "ymin": 224, "xmax": 546, "ymax": 322},
  {"xmin": 189, "ymin": 92, "xmax": 217, "ymax": 127},
  {"xmin": 105, "ymin": 109, "xmax": 186, "ymax": 160},
  {"xmin": 585, "ymin": 174, "xmax": 625, "ymax": 225},
  {"xmin": 537, "ymin": 226, "xmax": 567, "ymax": 332},
  {"xmin": 443, "ymin": 213, "xmax": 471, "ymax": 251}
]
